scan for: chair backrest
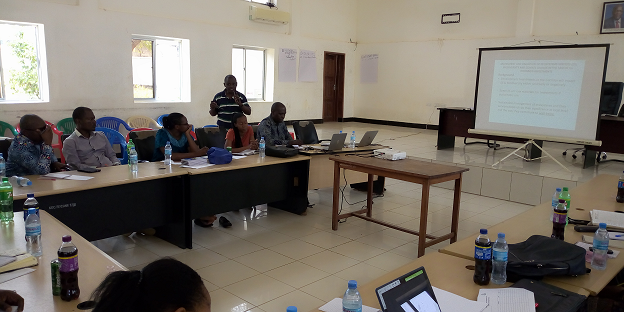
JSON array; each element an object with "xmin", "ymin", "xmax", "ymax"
[
  {"xmin": 156, "ymin": 114, "xmax": 169, "ymax": 127},
  {"xmin": 600, "ymin": 82, "xmax": 624, "ymax": 115},
  {"xmin": 129, "ymin": 130, "xmax": 157, "ymax": 161},
  {"xmin": 127, "ymin": 116, "xmax": 161, "ymax": 129},
  {"xmin": 95, "ymin": 127, "xmax": 128, "ymax": 164},
  {"xmin": 96, "ymin": 117, "xmax": 134, "ymax": 132},
  {"xmin": 126, "ymin": 128, "xmax": 155, "ymax": 142},
  {"xmin": 195, "ymin": 127, "xmax": 226, "ymax": 148},
  {"xmin": 0, "ymin": 139, "xmax": 12, "ymax": 159},
  {"xmin": 292, "ymin": 121, "xmax": 320, "ymax": 144},
  {"xmin": 0, "ymin": 121, "xmax": 18, "ymax": 137},
  {"xmin": 56, "ymin": 118, "xmax": 76, "ymax": 135}
]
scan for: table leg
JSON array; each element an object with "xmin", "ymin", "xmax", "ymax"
[
  {"xmin": 367, "ymin": 174, "xmax": 374, "ymax": 217},
  {"xmin": 332, "ymin": 162, "xmax": 341, "ymax": 230},
  {"xmin": 451, "ymin": 176, "xmax": 462, "ymax": 243},
  {"xmin": 418, "ymin": 183, "xmax": 431, "ymax": 257}
]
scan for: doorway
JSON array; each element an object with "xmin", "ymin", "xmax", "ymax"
[{"xmin": 323, "ymin": 52, "xmax": 345, "ymax": 122}]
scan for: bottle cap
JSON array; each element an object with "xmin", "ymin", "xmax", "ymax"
[
  {"xmin": 287, "ymin": 306, "xmax": 297, "ymax": 312},
  {"xmin": 25, "ymin": 181, "xmax": 32, "ymax": 186},
  {"xmin": 27, "ymin": 208, "xmax": 37, "ymax": 215},
  {"xmin": 559, "ymin": 199, "xmax": 565, "ymax": 203},
  {"xmin": 166, "ymin": 141, "xmax": 170, "ymax": 144},
  {"xmin": 2, "ymin": 177, "xmax": 7, "ymax": 182},
  {"xmin": 498, "ymin": 233, "xmax": 505, "ymax": 238},
  {"xmin": 599, "ymin": 223, "xmax": 607, "ymax": 229},
  {"xmin": 62, "ymin": 235, "xmax": 72, "ymax": 242},
  {"xmin": 27, "ymin": 193, "xmax": 34, "ymax": 198},
  {"xmin": 348, "ymin": 280, "xmax": 357, "ymax": 289},
  {"xmin": 556, "ymin": 187, "xmax": 562, "ymax": 192},
  {"xmin": 480, "ymin": 229, "xmax": 487, "ymax": 234},
  {"xmin": 0, "ymin": 152, "xmax": 2, "ymax": 157},
  {"xmin": 562, "ymin": 187, "xmax": 569, "ymax": 191}
]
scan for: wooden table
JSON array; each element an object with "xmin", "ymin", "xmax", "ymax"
[
  {"xmin": 0, "ymin": 211, "xmax": 125, "ymax": 311},
  {"xmin": 440, "ymin": 174, "xmax": 624, "ymax": 295},
  {"xmin": 329, "ymin": 155, "xmax": 469, "ymax": 257}
]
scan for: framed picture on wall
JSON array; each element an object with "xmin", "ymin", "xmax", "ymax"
[{"xmin": 601, "ymin": 1, "xmax": 624, "ymax": 33}]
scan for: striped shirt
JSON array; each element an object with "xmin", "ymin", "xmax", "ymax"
[{"xmin": 212, "ymin": 89, "xmax": 250, "ymax": 128}]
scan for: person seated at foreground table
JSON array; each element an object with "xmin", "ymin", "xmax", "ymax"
[
  {"xmin": 91, "ymin": 258, "xmax": 211, "ymax": 312},
  {"xmin": 63, "ymin": 107, "xmax": 121, "ymax": 170},
  {"xmin": 6, "ymin": 114, "xmax": 70, "ymax": 176},
  {"xmin": 257, "ymin": 102, "xmax": 303, "ymax": 146},
  {"xmin": 0, "ymin": 289, "xmax": 24, "ymax": 312},
  {"xmin": 225, "ymin": 113, "xmax": 258, "ymax": 153}
]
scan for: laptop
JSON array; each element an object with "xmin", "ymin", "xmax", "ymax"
[
  {"xmin": 375, "ymin": 266, "xmax": 441, "ymax": 312},
  {"xmin": 356, "ymin": 130, "xmax": 378, "ymax": 147},
  {"xmin": 316, "ymin": 133, "xmax": 348, "ymax": 151}
]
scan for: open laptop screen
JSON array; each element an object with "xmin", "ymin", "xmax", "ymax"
[{"xmin": 376, "ymin": 267, "xmax": 440, "ymax": 312}]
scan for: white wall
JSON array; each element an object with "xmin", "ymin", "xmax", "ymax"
[
  {"xmin": 0, "ymin": 0, "xmax": 357, "ymax": 126},
  {"xmin": 354, "ymin": 0, "xmax": 624, "ymax": 125}
]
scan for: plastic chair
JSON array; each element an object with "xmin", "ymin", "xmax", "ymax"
[
  {"xmin": 45, "ymin": 121, "xmax": 65, "ymax": 163},
  {"xmin": 127, "ymin": 116, "xmax": 161, "ymax": 129},
  {"xmin": 126, "ymin": 128, "xmax": 154, "ymax": 143},
  {"xmin": 56, "ymin": 118, "xmax": 76, "ymax": 135},
  {"xmin": 0, "ymin": 121, "xmax": 18, "ymax": 138},
  {"xmin": 96, "ymin": 117, "xmax": 134, "ymax": 133},
  {"xmin": 95, "ymin": 127, "xmax": 128, "ymax": 165},
  {"xmin": 156, "ymin": 114, "xmax": 168, "ymax": 127}
]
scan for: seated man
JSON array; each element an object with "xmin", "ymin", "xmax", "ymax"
[
  {"xmin": 63, "ymin": 107, "xmax": 121, "ymax": 170},
  {"xmin": 257, "ymin": 102, "xmax": 303, "ymax": 146},
  {"xmin": 6, "ymin": 114, "xmax": 69, "ymax": 176}
]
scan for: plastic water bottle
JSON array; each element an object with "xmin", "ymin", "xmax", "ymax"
[
  {"xmin": 22, "ymin": 193, "xmax": 39, "ymax": 221},
  {"xmin": 617, "ymin": 171, "xmax": 624, "ymax": 203},
  {"xmin": 9, "ymin": 176, "xmax": 32, "ymax": 187},
  {"xmin": 58, "ymin": 235, "xmax": 80, "ymax": 301},
  {"xmin": 491, "ymin": 233, "xmax": 508, "ymax": 284},
  {"xmin": 551, "ymin": 187, "xmax": 562, "ymax": 221},
  {"xmin": 129, "ymin": 147, "xmax": 138, "ymax": 172},
  {"xmin": 259, "ymin": 137, "xmax": 266, "ymax": 158},
  {"xmin": 350, "ymin": 131, "xmax": 356, "ymax": 149},
  {"xmin": 591, "ymin": 223, "xmax": 609, "ymax": 270},
  {"xmin": 0, "ymin": 152, "xmax": 5, "ymax": 178},
  {"xmin": 127, "ymin": 139, "xmax": 135, "ymax": 154},
  {"xmin": 164, "ymin": 141, "xmax": 172, "ymax": 166},
  {"xmin": 343, "ymin": 280, "xmax": 362, "ymax": 312},
  {"xmin": 0, "ymin": 177, "xmax": 14, "ymax": 223},
  {"xmin": 25, "ymin": 208, "xmax": 42, "ymax": 257},
  {"xmin": 286, "ymin": 307, "xmax": 297, "ymax": 312}
]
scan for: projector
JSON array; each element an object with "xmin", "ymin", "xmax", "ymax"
[{"xmin": 373, "ymin": 148, "xmax": 407, "ymax": 161}]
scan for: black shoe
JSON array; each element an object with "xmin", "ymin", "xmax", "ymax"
[
  {"xmin": 194, "ymin": 218, "xmax": 214, "ymax": 228},
  {"xmin": 219, "ymin": 216, "xmax": 232, "ymax": 228}
]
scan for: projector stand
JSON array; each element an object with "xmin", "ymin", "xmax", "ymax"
[{"xmin": 492, "ymin": 139, "xmax": 571, "ymax": 172}]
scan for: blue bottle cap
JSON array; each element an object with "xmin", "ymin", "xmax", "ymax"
[
  {"xmin": 27, "ymin": 208, "xmax": 37, "ymax": 215},
  {"xmin": 26, "ymin": 181, "xmax": 32, "ymax": 186},
  {"xmin": 556, "ymin": 188, "xmax": 562, "ymax": 192},
  {"xmin": 348, "ymin": 280, "xmax": 357, "ymax": 289},
  {"xmin": 287, "ymin": 306, "xmax": 297, "ymax": 312},
  {"xmin": 498, "ymin": 233, "xmax": 505, "ymax": 238},
  {"xmin": 166, "ymin": 141, "xmax": 170, "ymax": 144},
  {"xmin": 599, "ymin": 223, "xmax": 607, "ymax": 229},
  {"xmin": 480, "ymin": 229, "xmax": 487, "ymax": 234},
  {"xmin": 27, "ymin": 193, "xmax": 34, "ymax": 198}
]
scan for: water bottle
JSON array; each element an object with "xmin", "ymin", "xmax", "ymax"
[
  {"xmin": 551, "ymin": 187, "xmax": 562, "ymax": 221},
  {"xmin": 617, "ymin": 171, "xmax": 624, "ymax": 203},
  {"xmin": 287, "ymin": 307, "xmax": 297, "ymax": 312},
  {"xmin": 22, "ymin": 193, "xmax": 39, "ymax": 221},
  {"xmin": 259, "ymin": 137, "xmax": 266, "ymax": 158},
  {"xmin": 129, "ymin": 147, "xmax": 138, "ymax": 172},
  {"xmin": 473, "ymin": 229, "xmax": 491, "ymax": 285},
  {"xmin": 0, "ymin": 177, "xmax": 14, "ymax": 223},
  {"xmin": 25, "ymin": 208, "xmax": 42, "ymax": 257},
  {"xmin": 58, "ymin": 235, "xmax": 80, "ymax": 301},
  {"xmin": 491, "ymin": 233, "xmax": 508, "ymax": 285},
  {"xmin": 342, "ymin": 280, "xmax": 362, "ymax": 312},
  {"xmin": 0, "ymin": 152, "xmax": 5, "ymax": 178},
  {"xmin": 350, "ymin": 131, "xmax": 356, "ymax": 149},
  {"xmin": 591, "ymin": 223, "xmax": 609, "ymax": 270},
  {"xmin": 164, "ymin": 141, "xmax": 172, "ymax": 166},
  {"xmin": 127, "ymin": 139, "xmax": 135, "ymax": 154},
  {"xmin": 9, "ymin": 176, "xmax": 32, "ymax": 187}
]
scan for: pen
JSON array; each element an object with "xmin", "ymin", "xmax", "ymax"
[
  {"xmin": 589, "ymin": 247, "xmax": 614, "ymax": 254},
  {"xmin": 550, "ymin": 291, "xmax": 568, "ymax": 297},
  {"xmin": 615, "ymin": 234, "xmax": 624, "ymax": 237}
]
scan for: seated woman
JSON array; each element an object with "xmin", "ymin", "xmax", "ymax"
[
  {"xmin": 225, "ymin": 113, "xmax": 258, "ymax": 153},
  {"xmin": 91, "ymin": 258, "xmax": 211, "ymax": 312},
  {"xmin": 152, "ymin": 113, "xmax": 207, "ymax": 162}
]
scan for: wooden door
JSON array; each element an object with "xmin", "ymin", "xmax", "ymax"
[{"xmin": 323, "ymin": 52, "xmax": 345, "ymax": 122}]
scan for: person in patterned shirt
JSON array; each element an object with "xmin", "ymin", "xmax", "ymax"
[
  {"xmin": 209, "ymin": 75, "xmax": 251, "ymax": 132},
  {"xmin": 6, "ymin": 114, "xmax": 69, "ymax": 176}
]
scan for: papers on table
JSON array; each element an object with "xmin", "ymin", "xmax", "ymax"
[
  {"xmin": 232, "ymin": 156, "xmax": 247, "ymax": 160},
  {"xmin": 609, "ymin": 232, "xmax": 624, "ymax": 240},
  {"xmin": 42, "ymin": 173, "xmax": 93, "ymax": 180},
  {"xmin": 0, "ymin": 268, "xmax": 35, "ymax": 284},
  {"xmin": 590, "ymin": 210, "xmax": 624, "ymax": 231},
  {"xmin": 180, "ymin": 158, "xmax": 214, "ymax": 169},
  {"xmin": 0, "ymin": 256, "xmax": 15, "ymax": 267},
  {"xmin": 575, "ymin": 241, "xmax": 619, "ymax": 259},
  {"xmin": 477, "ymin": 288, "xmax": 535, "ymax": 312},
  {"xmin": 433, "ymin": 286, "xmax": 487, "ymax": 312},
  {"xmin": 0, "ymin": 254, "xmax": 38, "ymax": 274},
  {"xmin": 232, "ymin": 149, "xmax": 256, "ymax": 156},
  {"xmin": 318, "ymin": 298, "xmax": 380, "ymax": 312},
  {"xmin": 583, "ymin": 235, "xmax": 624, "ymax": 249}
]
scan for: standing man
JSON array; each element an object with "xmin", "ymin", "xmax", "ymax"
[
  {"xmin": 210, "ymin": 75, "xmax": 251, "ymax": 132},
  {"xmin": 604, "ymin": 4, "xmax": 623, "ymax": 28},
  {"xmin": 62, "ymin": 107, "xmax": 121, "ymax": 170},
  {"xmin": 257, "ymin": 102, "xmax": 303, "ymax": 146}
]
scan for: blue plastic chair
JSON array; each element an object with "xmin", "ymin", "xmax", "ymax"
[
  {"xmin": 156, "ymin": 114, "xmax": 168, "ymax": 127},
  {"xmin": 96, "ymin": 117, "xmax": 134, "ymax": 133},
  {"xmin": 95, "ymin": 127, "xmax": 128, "ymax": 165},
  {"xmin": 204, "ymin": 125, "xmax": 218, "ymax": 128}
]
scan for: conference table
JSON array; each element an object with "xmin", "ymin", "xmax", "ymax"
[
  {"xmin": 0, "ymin": 211, "xmax": 126, "ymax": 312},
  {"xmin": 330, "ymin": 155, "xmax": 469, "ymax": 257},
  {"xmin": 439, "ymin": 174, "xmax": 624, "ymax": 295}
]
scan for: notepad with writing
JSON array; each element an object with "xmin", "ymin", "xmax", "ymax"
[
  {"xmin": 477, "ymin": 288, "xmax": 535, "ymax": 312},
  {"xmin": 590, "ymin": 210, "xmax": 624, "ymax": 231}
]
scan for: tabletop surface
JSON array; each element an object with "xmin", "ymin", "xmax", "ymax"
[
  {"xmin": 329, "ymin": 154, "xmax": 469, "ymax": 179},
  {"xmin": 185, "ymin": 154, "xmax": 310, "ymax": 175}
]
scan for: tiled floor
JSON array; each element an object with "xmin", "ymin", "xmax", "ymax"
[{"xmin": 91, "ymin": 122, "xmax": 624, "ymax": 312}]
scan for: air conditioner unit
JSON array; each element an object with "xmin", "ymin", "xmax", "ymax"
[{"xmin": 249, "ymin": 6, "xmax": 290, "ymax": 25}]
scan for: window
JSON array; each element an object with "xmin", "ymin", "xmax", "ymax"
[
  {"xmin": 232, "ymin": 47, "xmax": 266, "ymax": 101},
  {"xmin": 0, "ymin": 20, "xmax": 48, "ymax": 102},
  {"xmin": 132, "ymin": 36, "xmax": 190, "ymax": 102}
]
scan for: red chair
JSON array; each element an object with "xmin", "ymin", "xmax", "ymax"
[
  {"xmin": 16, "ymin": 121, "xmax": 65, "ymax": 163},
  {"xmin": 126, "ymin": 128, "xmax": 154, "ymax": 142}
]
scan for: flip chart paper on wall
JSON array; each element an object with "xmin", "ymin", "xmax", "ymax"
[
  {"xmin": 361, "ymin": 54, "xmax": 378, "ymax": 83},
  {"xmin": 299, "ymin": 49, "xmax": 317, "ymax": 82},
  {"xmin": 278, "ymin": 48, "xmax": 297, "ymax": 82}
]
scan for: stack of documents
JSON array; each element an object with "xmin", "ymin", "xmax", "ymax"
[
  {"xmin": 589, "ymin": 210, "xmax": 624, "ymax": 231},
  {"xmin": 43, "ymin": 173, "xmax": 93, "ymax": 180},
  {"xmin": 181, "ymin": 158, "xmax": 214, "ymax": 169},
  {"xmin": 0, "ymin": 249, "xmax": 38, "ymax": 284},
  {"xmin": 478, "ymin": 288, "xmax": 535, "ymax": 312},
  {"xmin": 233, "ymin": 149, "xmax": 256, "ymax": 156}
]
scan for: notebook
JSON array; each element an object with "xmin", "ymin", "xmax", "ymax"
[
  {"xmin": 376, "ymin": 266, "xmax": 441, "ymax": 312},
  {"xmin": 589, "ymin": 210, "xmax": 624, "ymax": 231}
]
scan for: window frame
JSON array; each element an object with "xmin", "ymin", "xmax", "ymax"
[{"xmin": 232, "ymin": 46, "xmax": 267, "ymax": 102}]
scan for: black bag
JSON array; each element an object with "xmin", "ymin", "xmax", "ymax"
[
  {"xmin": 507, "ymin": 235, "xmax": 587, "ymax": 281},
  {"xmin": 511, "ymin": 279, "xmax": 586, "ymax": 312},
  {"xmin": 265, "ymin": 145, "xmax": 298, "ymax": 158}
]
